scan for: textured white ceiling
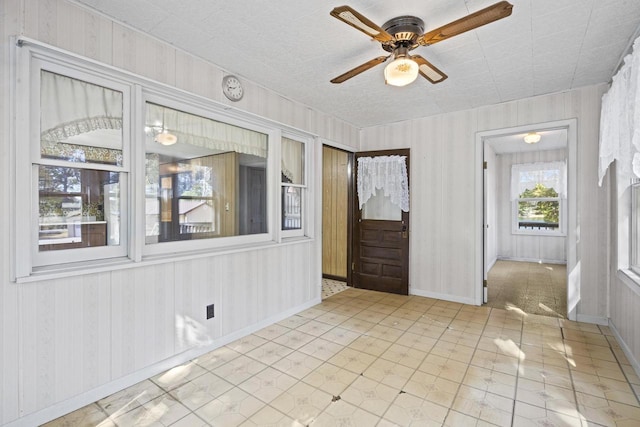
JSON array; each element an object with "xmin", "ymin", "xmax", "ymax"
[{"xmin": 73, "ymin": 0, "xmax": 640, "ymax": 128}]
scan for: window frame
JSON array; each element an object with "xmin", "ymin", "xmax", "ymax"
[
  {"xmin": 15, "ymin": 47, "xmax": 132, "ymax": 276},
  {"xmin": 138, "ymin": 90, "xmax": 278, "ymax": 259},
  {"xmin": 630, "ymin": 181, "xmax": 640, "ymax": 276},
  {"xmin": 511, "ymin": 163, "xmax": 566, "ymax": 237},
  {"xmin": 280, "ymin": 135, "xmax": 309, "ymax": 238}
]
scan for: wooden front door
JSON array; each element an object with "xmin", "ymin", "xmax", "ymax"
[{"xmin": 353, "ymin": 149, "xmax": 410, "ymax": 295}]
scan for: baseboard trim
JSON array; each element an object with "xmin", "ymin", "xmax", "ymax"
[
  {"xmin": 608, "ymin": 320, "xmax": 640, "ymax": 381},
  {"xmin": 497, "ymin": 256, "xmax": 566, "ymax": 265},
  {"xmin": 410, "ymin": 288, "xmax": 477, "ymax": 306},
  {"xmin": 575, "ymin": 314, "xmax": 609, "ymax": 325},
  {"xmin": 7, "ymin": 297, "xmax": 321, "ymax": 427},
  {"xmin": 322, "ymin": 274, "xmax": 347, "ymax": 282}
]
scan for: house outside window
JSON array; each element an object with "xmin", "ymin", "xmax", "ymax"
[{"xmin": 511, "ymin": 162, "xmax": 566, "ymax": 236}]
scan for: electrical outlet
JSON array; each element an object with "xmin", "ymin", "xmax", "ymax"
[{"xmin": 206, "ymin": 304, "xmax": 215, "ymax": 319}]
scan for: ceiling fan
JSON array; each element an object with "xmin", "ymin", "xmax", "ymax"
[{"xmin": 329, "ymin": 1, "xmax": 513, "ymax": 86}]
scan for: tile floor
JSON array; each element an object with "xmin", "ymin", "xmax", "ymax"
[
  {"xmin": 486, "ymin": 260, "xmax": 568, "ymax": 318},
  {"xmin": 321, "ymin": 278, "xmax": 349, "ymax": 299},
  {"xmin": 44, "ymin": 287, "xmax": 640, "ymax": 426}
]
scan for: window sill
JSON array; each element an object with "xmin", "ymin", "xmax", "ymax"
[
  {"xmin": 16, "ymin": 237, "xmax": 314, "ymax": 283},
  {"xmin": 618, "ymin": 269, "xmax": 640, "ymax": 298},
  {"xmin": 512, "ymin": 231, "xmax": 566, "ymax": 237}
]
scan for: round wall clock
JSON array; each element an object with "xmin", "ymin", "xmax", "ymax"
[{"xmin": 222, "ymin": 75, "xmax": 244, "ymax": 101}]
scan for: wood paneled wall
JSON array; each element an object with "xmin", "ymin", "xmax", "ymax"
[{"xmin": 322, "ymin": 146, "xmax": 349, "ymax": 279}]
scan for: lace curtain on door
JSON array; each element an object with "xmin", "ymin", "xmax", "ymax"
[
  {"xmin": 598, "ymin": 35, "xmax": 640, "ymax": 189},
  {"xmin": 357, "ymin": 155, "xmax": 409, "ymax": 212}
]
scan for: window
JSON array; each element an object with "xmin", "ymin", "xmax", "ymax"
[
  {"xmin": 15, "ymin": 41, "xmax": 313, "ymax": 278},
  {"xmin": 143, "ymin": 101, "xmax": 269, "ymax": 251},
  {"xmin": 30, "ymin": 66, "xmax": 129, "ymax": 267},
  {"xmin": 281, "ymin": 137, "xmax": 306, "ymax": 236},
  {"xmin": 511, "ymin": 162, "xmax": 566, "ymax": 235}
]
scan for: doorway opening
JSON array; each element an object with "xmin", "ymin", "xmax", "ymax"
[
  {"xmin": 321, "ymin": 145, "xmax": 353, "ymax": 299},
  {"xmin": 476, "ymin": 120, "xmax": 578, "ymax": 320}
]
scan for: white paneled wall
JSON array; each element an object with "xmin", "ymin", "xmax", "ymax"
[
  {"xmin": 361, "ymin": 85, "xmax": 609, "ymax": 312},
  {"xmin": 0, "ymin": 0, "xmax": 356, "ymax": 425},
  {"xmin": 1, "ymin": 0, "xmax": 21, "ymax": 424},
  {"xmin": 495, "ymin": 149, "xmax": 567, "ymax": 263}
]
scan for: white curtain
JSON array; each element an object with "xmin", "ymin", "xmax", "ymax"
[
  {"xmin": 357, "ymin": 155, "xmax": 409, "ymax": 212},
  {"xmin": 281, "ymin": 137, "xmax": 304, "ymax": 184},
  {"xmin": 598, "ymin": 35, "xmax": 640, "ymax": 188},
  {"xmin": 147, "ymin": 103, "xmax": 268, "ymax": 158},
  {"xmin": 511, "ymin": 161, "xmax": 566, "ymax": 201},
  {"xmin": 40, "ymin": 70, "xmax": 123, "ymax": 145}
]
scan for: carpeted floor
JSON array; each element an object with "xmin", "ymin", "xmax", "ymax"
[{"xmin": 486, "ymin": 260, "xmax": 567, "ymax": 318}]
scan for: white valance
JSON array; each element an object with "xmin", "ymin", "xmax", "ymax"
[
  {"xmin": 147, "ymin": 104, "xmax": 268, "ymax": 158},
  {"xmin": 40, "ymin": 70, "xmax": 123, "ymax": 147},
  {"xmin": 357, "ymin": 155, "xmax": 409, "ymax": 212},
  {"xmin": 598, "ymin": 35, "xmax": 640, "ymax": 188},
  {"xmin": 511, "ymin": 161, "xmax": 566, "ymax": 201},
  {"xmin": 281, "ymin": 137, "xmax": 304, "ymax": 184}
]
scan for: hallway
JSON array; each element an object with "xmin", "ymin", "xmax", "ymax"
[{"xmin": 486, "ymin": 260, "xmax": 567, "ymax": 318}]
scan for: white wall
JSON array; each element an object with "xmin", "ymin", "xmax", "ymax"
[
  {"xmin": 495, "ymin": 149, "xmax": 567, "ymax": 263},
  {"xmin": 360, "ymin": 86, "xmax": 609, "ymax": 315},
  {"xmin": 0, "ymin": 0, "xmax": 359, "ymax": 425}
]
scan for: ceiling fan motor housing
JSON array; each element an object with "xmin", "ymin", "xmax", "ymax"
[{"xmin": 381, "ymin": 15, "xmax": 425, "ymax": 51}]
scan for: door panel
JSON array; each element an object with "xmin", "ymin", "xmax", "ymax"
[{"xmin": 353, "ymin": 149, "xmax": 409, "ymax": 295}]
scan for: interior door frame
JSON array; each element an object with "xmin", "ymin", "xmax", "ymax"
[
  {"xmin": 352, "ymin": 148, "xmax": 410, "ymax": 295},
  {"xmin": 320, "ymin": 143, "xmax": 355, "ymax": 285},
  {"xmin": 475, "ymin": 119, "xmax": 578, "ymax": 321}
]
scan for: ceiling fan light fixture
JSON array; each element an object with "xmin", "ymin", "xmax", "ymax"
[
  {"xmin": 384, "ymin": 57, "xmax": 419, "ymax": 86},
  {"xmin": 155, "ymin": 130, "xmax": 178, "ymax": 146},
  {"xmin": 524, "ymin": 132, "xmax": 541, "ymax": 144}
]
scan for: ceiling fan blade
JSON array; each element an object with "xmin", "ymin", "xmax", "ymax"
[
  {"xmin": 412, "ymin": 55, "xmax": 448, "ymax": 84},
  {"xmin": 417, "ymin": 1, "xmax": 513, "ymax": 46},
  {"xmin": 330, "ymin": 6, "xmax": 395, "ymax": 43},
  {"xmin": 330, "ymin": 55, "xmax": 390, "ymax": 84}
]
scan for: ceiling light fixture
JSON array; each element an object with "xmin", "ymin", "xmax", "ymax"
[
  {"xmin": 155, "ymin": 130, "xmax": 178, "ymax": 146},
  {"xmin": 154, "ymin": 108, "xmax": 177, "ymax": 146},
  {"xmin": 384, "ymin": 47, "xmax": 419, "ymax": 87},
  {"xmin": 524, "ymin": 132, "xmax": 541, "ymax": 144}
]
